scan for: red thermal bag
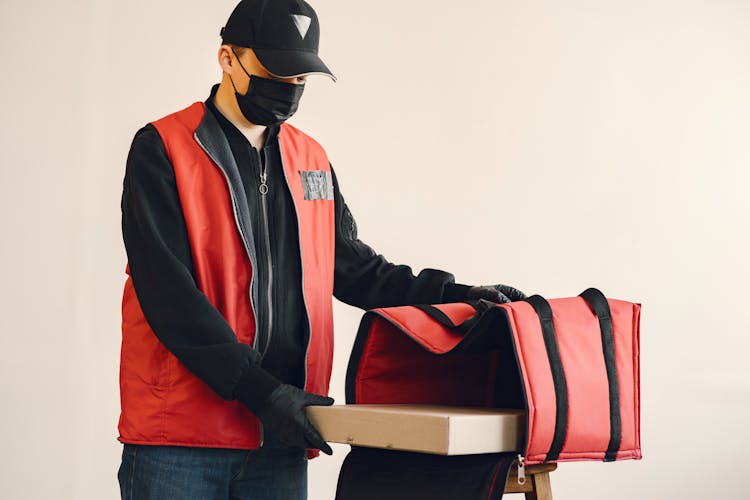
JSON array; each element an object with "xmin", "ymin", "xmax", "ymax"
[{"xmin": 343, "ymin": 288, "xmax": 642, "ymax": 480}]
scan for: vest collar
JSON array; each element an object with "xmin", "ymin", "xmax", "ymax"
[{"xmin": 193, "ymin": 104, "xmax": 261, "ymax": 322}]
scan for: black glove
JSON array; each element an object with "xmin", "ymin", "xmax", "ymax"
[
  {"xmin": 256, "ymin": 383, "xmax": 335, "ymax": 455},
  {"xmin": 466, "ymin": 284, "xmax": 527, "ymax": 304}
]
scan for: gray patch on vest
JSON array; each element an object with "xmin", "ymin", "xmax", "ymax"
[{"xmin": 300, "ymin": 170, "xmax": 334, "ymax": 200}]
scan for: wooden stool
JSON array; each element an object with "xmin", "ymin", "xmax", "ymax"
[{"xmin": 504, "ymin": 463, "xmax": 557, "ymax": 500}]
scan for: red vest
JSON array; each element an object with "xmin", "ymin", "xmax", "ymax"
[{"xmin": 117, "ymin": 101, "xmax": 335, "ymax": 459}]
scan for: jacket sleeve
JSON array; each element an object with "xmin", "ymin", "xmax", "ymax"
[
  {"xmin": 330, "ymin": 164, "xmax": 472, "ymax": 310},
  {"xmin": 121, "ymin": 124, "xmax": 280, "ymax": 414}
]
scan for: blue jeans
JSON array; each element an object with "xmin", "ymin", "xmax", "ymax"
[{"xmin": 117, "ymin": 430, "xmax": 308, "ymax": 500}]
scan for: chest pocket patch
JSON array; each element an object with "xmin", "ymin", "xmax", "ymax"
[{"xmin": 300, "ymin": 170, "xmax": 334, "ymax": 200}]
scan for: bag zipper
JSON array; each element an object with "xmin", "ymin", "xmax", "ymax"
[
  {"xmin": 502, "ymin": 307, "xmax": 531, "ymax": 485},
  {"xmin": 516, "ymin": 454, "xmax": 526, "ymax": 485}
]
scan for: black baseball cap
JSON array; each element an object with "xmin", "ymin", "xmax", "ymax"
[{"xmin": 220, "ymin": 0, "xmax": 336, "ymax": 82}]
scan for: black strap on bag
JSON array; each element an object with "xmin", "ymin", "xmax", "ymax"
[
  {"xmin": 524, "ymin": 294, "xmax": 569, "ymax": 463},
  {"xmin": 412, "ymin": 299, "xmax": 495, "ymax": 335},
  {"xmin": 579, "ymin": 287, "xmax": 622, "ymax": 462}
]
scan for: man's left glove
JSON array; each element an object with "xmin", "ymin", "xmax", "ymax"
[
  {"xmin": 256, "ymin": 384, "xmax": 335, "ymax": 455},
  {"xmin": 465, "ymin": 284, "xmax": 527, "ymax": 304}
]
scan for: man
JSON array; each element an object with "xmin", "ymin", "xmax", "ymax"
[{"xmin": 116, "ymin": 0, "xmax": 526, "ymax": 498}]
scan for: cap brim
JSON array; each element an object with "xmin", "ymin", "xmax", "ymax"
[{"xmin": 253, "ymin": 48, "xmax": 337, "ymax": 82}]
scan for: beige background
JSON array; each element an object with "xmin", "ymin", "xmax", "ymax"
[{"xmin": 1, "ymin": 0, "xmax": 749, "ymax": 498}]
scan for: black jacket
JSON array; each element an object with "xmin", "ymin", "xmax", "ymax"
[{"xmin": 120, "ymin": 83, "xmax": 472, "ymax": 413}]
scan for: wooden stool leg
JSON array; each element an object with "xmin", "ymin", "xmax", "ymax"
[{"xmin": 524, "ymin": 470, "xmax": 553, "ymax": 500}]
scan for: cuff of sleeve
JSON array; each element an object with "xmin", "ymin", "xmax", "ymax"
[
  {"xmin": 233, "ymin": 362, "xmax": 283, "ymax": 414},
  {"xmin": 441, "ymin": 283, "xmax": 473, "ymax": 303}
]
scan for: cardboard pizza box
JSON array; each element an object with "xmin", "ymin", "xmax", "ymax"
[{"xmin": 305, "ymin": 404, "xmax": 525, "ymax": 455}]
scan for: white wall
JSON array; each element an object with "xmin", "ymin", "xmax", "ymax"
[{"xmin": 1, "ymin": 0, "xmax": 748, "ymax": 498}]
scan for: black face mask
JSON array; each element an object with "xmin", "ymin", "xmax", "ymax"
[{"xmin": 229, "ymin": 48, "xmax": 305, "ymax": 126}]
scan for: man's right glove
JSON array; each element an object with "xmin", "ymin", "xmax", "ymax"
[
  {"xmin": 255, "ymin": 383, "xmax": 335, "ymax": 455},
  {"xmin": 465, "ymin": 284, "xmax": 527, "ymax": 304}
]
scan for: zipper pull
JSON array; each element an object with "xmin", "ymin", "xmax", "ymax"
[
  {"xmin": 258, "ymin": 149, "xmax": 269, "ymax": 195},
  {"xmin": 258, "ymin": 165, "xmax": 268, "ymax": 195},
  {"xmin": 516, "ymin": 454, "xmax": 526, "ymax": 485}
]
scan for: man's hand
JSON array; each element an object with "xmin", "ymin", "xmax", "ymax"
[
  {"xmin": 256, "ymin": 383, "xmax": 334, "ymax": 455},
  {"xmin": 466, "ymin": 284, "xmax": 527, "ymax": 304}
]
